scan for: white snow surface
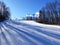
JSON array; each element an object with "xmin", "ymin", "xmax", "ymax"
[{"xmin": 0, "ymin": 20, "xmax": 60, "ymax": 45}]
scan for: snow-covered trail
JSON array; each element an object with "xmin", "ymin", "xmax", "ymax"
[{"xmin": 0, "ymin": 20, "xmax": 60, "ymax": 45}]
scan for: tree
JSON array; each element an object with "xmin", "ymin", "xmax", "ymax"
[
  {"xmin": 38, "ymin": 1, "xmax": 60, "ymax": 24},
  {"xmin": 0, "ymin": 1, "xmax": 10, "ymax": 22}
]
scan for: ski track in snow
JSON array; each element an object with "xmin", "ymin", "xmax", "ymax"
[{"xmin": 0, "ymin": 20, "xmax": 60, "ymax": 45}]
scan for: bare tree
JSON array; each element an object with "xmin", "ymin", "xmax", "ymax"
[{"xmin": 38, "ymin": 1, "xmax": 60, "ymax": 24}]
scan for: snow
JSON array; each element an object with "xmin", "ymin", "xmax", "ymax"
[
  {"xmin": 20, "ymin": 20, "xmax": 60, "ymax": 27},
  {"xmin": 0, "ymin": 20, "xmax": 60, "ymax": 45},
  {"xmin": 35, "ymin": 12, "xmax": 39, "ymax": 18}
]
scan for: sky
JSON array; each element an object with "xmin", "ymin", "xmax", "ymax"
[{"xmin": 1, "ymin": 0, "xmax": 60, "ymax": 19}]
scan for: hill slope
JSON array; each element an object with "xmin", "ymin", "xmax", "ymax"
[{"xmin": 0, "ymin": 20, "xmax": 60, "ymax": 45}]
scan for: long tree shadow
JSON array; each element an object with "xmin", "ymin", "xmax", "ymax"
[
  {"xmin": 3, "ymin": 21, "xmax": 57, "ymax": 45},
  {"xmin": 5, "ymin": 20, "xmax": 60, "ymax": 39}
]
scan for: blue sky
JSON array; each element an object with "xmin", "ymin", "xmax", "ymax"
[{"xmin": 2, "ymin": 0, "xmax": 60, "ymax": 19}]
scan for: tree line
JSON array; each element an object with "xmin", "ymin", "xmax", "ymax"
[
  {"xmin": 24, "ymin": 1, "xmax": 60, "ymax": 25},
  {"xmin": 38, "ymin": 1, "xmax": 60, "ymax": 24}
]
